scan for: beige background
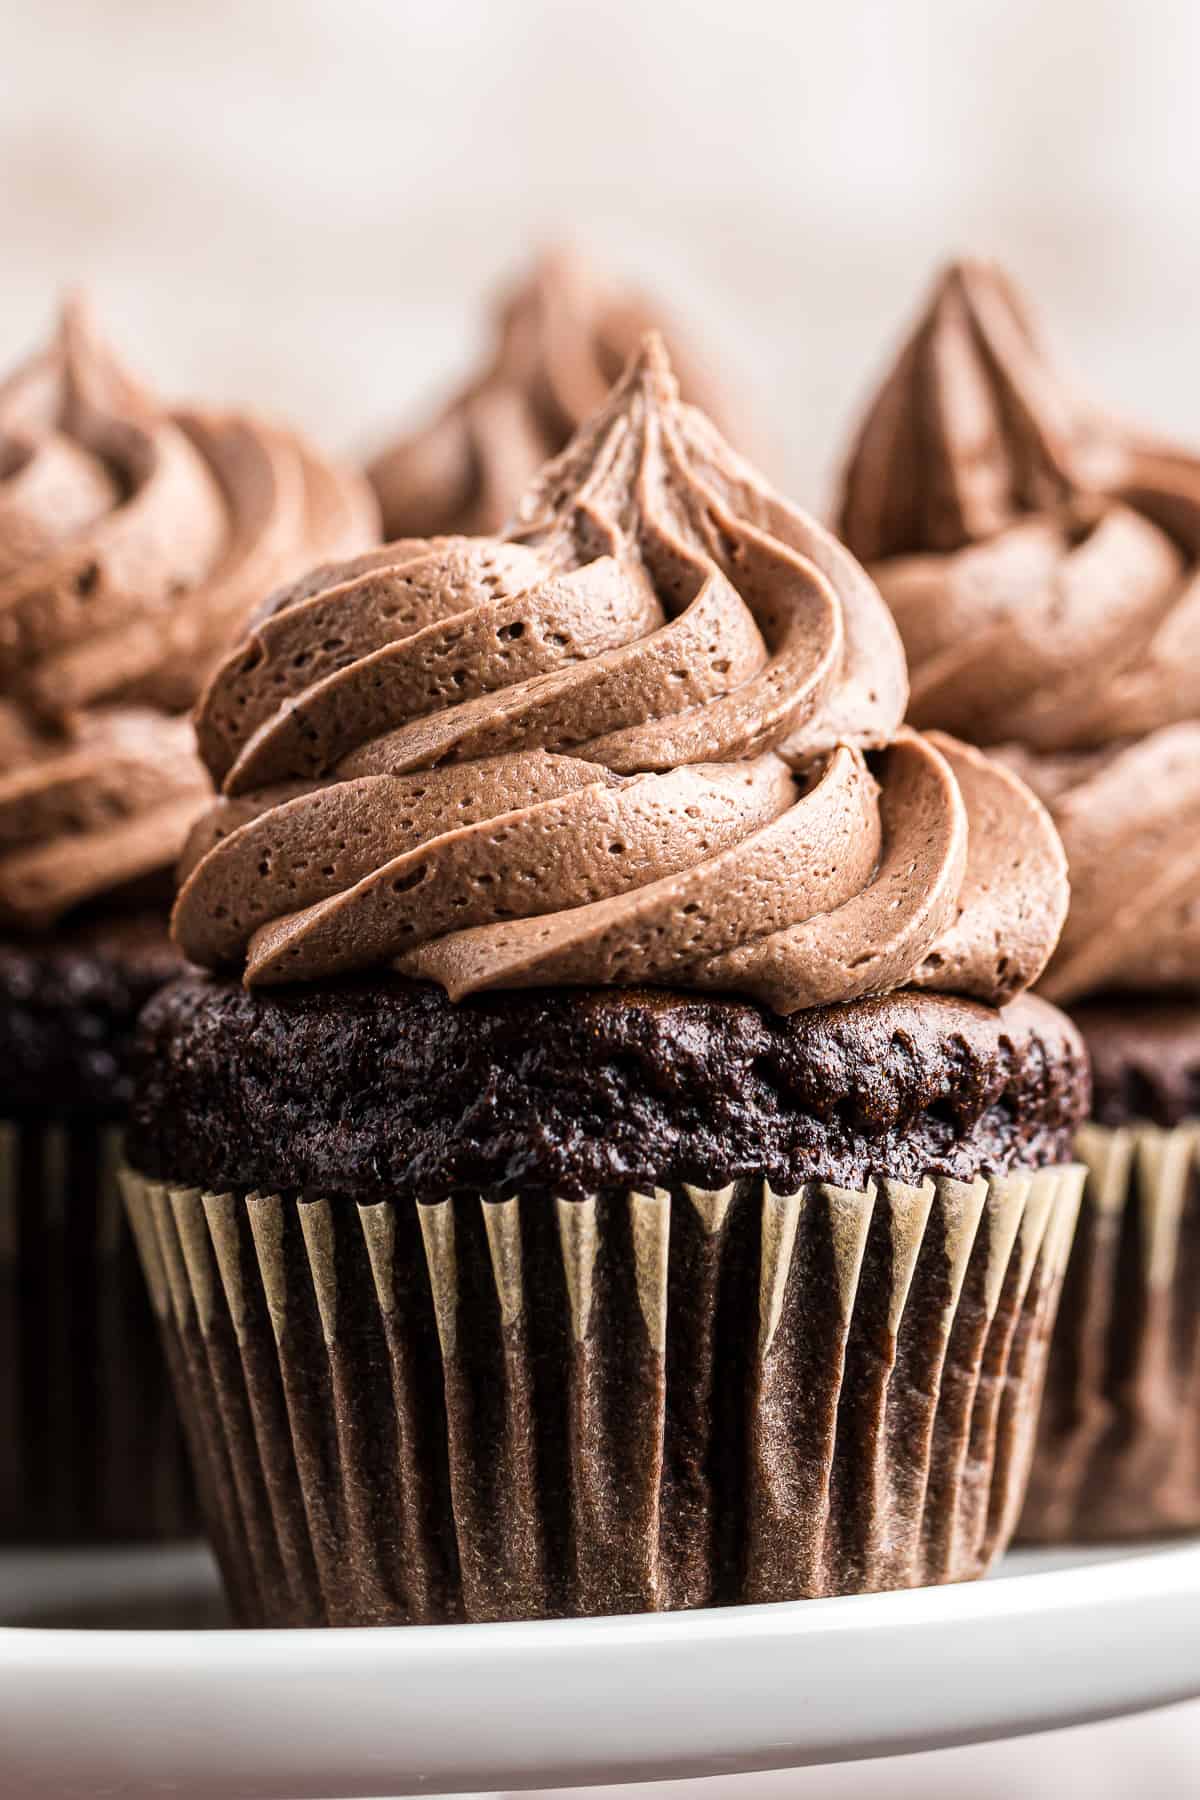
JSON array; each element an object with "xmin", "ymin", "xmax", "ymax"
[
  {"xmin": 4, "ymin": 3, "xmax": 1198, "ymax": 1793},
  {"xmin": 3, "ymin": 0, "xmax": 1199, "ymax": 507}
]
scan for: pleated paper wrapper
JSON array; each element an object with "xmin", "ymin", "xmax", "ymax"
[
  {"xmin": 122, "ymin": 1158, "xmax": 1084, "ymax": 1625},
  {"xmin": 1021, "ymin": 1119, "xmax": 1200, "ymax": 1541},
  {"xmin": 0, "ymin": 1121, "xmax": 194, "ymax": 1542}
]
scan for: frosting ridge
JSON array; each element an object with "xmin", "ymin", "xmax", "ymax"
[
  {"xmin": 178, "ymin": 338, "xmax": 1067, "ymax": 1014},
  {"xmin": 1002, "ymin": 729, "xmax": 1200, "ymax": 1003},
  {"xmin": 0, "ymin": 701, "xmax": 210, "ymax": 930}
]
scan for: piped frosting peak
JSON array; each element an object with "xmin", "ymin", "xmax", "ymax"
[
  {"xmin": 838, "ymin": 259, "xmax": 1097, "ymax": 562},
  {"xmin": 367, "ymin": 248, "xmax": 748, "ymax": 542}
]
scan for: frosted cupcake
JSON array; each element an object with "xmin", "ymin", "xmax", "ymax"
[
  {"xmin": 125, "ymin": 339, "xmax": 1086, "ymax": 1623},
  {"xmin": 0, "ymin": 298, "xmax": 376, "ymax": 1539},
  {"xmin": 837, "ymin": 259, "xmax": 1200, "ymax": 1540}
]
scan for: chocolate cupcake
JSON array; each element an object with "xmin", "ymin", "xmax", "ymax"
[
  {"xmin": 0, "ymin": 299, "xmax": 377, "ymax": 1540},
  {"xmin": 124, "ymin": 339, "xmax": 1086, "ymax": 1623},
  {"xmin": 366, "ymin": 247, "xmax": 747, "ymax": 541},
  {"xmin": 837, "ymin": 259, "xmax": 1200, "ymax": 1540}
]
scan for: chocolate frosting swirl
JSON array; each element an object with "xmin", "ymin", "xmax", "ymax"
[
  {"xmin": 0, "ymin": 298, "xmax": 378, "ymax": 717},
  {"xmin": 366, "ymin": 249, "xmax": 747, "ymax": 542},
  {"xmin": 1002, "ymin": 729, "xmax": 1200, "ymax": 1004},
  {"xmin": 838, "ymin": 260, "xmax": 1088, "ymax": 562},
  {"xmin": 837, "ymin": 259, "xmax": 1200, "ymax": 998},
  {"xmin": 0, "ymin": 700, "xmax": 210, "ymax": 930},
  {"xmin": 0, "ymin": 299, "xmax": 378, "ymax": 931},
  {"xmin": 177, "ymin": 338, "xmax": 1067, "ymax": 1015}
]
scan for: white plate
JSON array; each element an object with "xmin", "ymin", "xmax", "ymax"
[{"xmin": 2, "ymin": 1539, "xmax": 1199, "ymax": 1799}]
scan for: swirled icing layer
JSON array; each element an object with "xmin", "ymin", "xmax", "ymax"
[
  {"xmin": 837, "ymin": 259, "xmax": 1200, "ymax": 996},
  {"xmin": 366, "ymin": 248, "xmax": 746, "ymax": 541},
  {"xmin": 874, "ymin": 502, "xmax": 1195, "ymax": 751},
  {"xmin": 178, "ymin": 338, "xmax": 1067, "ymax": 1013},
  {"xmin": 0, "ymin": 299, "xmax": 378, "ymax": 717},
  {"xmin": 1001, "ymin": 728, "xmax": 1200, "ymax": 1003},
  {"xmin": 0, "ymin": 299, "xmax": 378, "ymax": 930},
  {"xmin": 0, "ymin": 700, "xmax": 210, "ymax": 929},
  {"xmin": 837, "ymin": 260, "xmax": 1200, "ymax": 751}
]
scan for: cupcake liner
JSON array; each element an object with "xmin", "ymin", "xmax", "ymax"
[
  {"xmin": 121, "ymin": 1159, "xmax": 1084, "ymax": 1625},
  {"xmin": 1020, "ymin": 1119, "xmax": 1200, "ymax": 1541},
  {"xmin": 0, "ymin": 1119, "xmax": 194, "ymax": 1541}
]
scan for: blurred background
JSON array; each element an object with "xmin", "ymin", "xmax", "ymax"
[
  {"xmin": 3, "ymin": 1, "xmax": 1197, "ymax": 1793},
  {"xmin": 4, "ymin": 0, "xmax": 1200, "ymax": 507}
]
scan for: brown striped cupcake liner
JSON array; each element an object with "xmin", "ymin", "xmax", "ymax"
[
  {"xmin": 1021, "ymin": 1120, "xmax": 1200, "ymax": 1541},
  {"xmin": 122, "ymin": 1159, "xmax": 1083, "ymax": 1626},
  {"xmin": 0, "ymin": 1120, "xmax": 194, "ymax": 1542}
]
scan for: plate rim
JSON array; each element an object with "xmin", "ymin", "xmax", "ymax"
[
  {"xmin": 3, "ymin": 1540, "xmax": 1200, "ymax": 1796},
  {"xmin": 3, "ymin": 1535, "xmax": 1200, "ymax": 1658}
]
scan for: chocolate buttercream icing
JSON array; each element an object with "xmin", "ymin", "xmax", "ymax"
[
  {"xmin": 0, "ymin": 299, "xmax": 379, "ymax": 930},
  {"xmin": 838, "ymin": 260, "xmax": 1090, "ymax": 562},
  {"xmin": 0, "ymin": 702, "xmax": 210, "ymax": 931},
  {"xmin": 1002, "ymin": 728, "xmax": 1200, "ymax": 1003},
  {"xmin": 0, "ymin": 298, "xmax": 378, "ymax": 716},
  {"xmin": 177, "ymin": 338, "xmax": 1067, "ymax": 1013},
  {"xmin": 837, "ymin": 259, "xmax": 1200, "ymax": 999},
  {"xmin": 366, "ymin": 249, "xmax": 747, "ymax": 542}
]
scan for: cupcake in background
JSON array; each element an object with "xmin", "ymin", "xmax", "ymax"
[
  {"xmin": 0, "ymin": 297, "xmax": 377, "ymax": 1540},
  {"xmin": 836, "ymin": 258, "xmax": 1200, "ymax": 1540},
  {"xmin": 366, "ymin": 246, "xmax": 748, "ymax": 540},
  {"xmin": 125, "ymin": 337, "xmax": 1086, "ymax": 1628}
]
